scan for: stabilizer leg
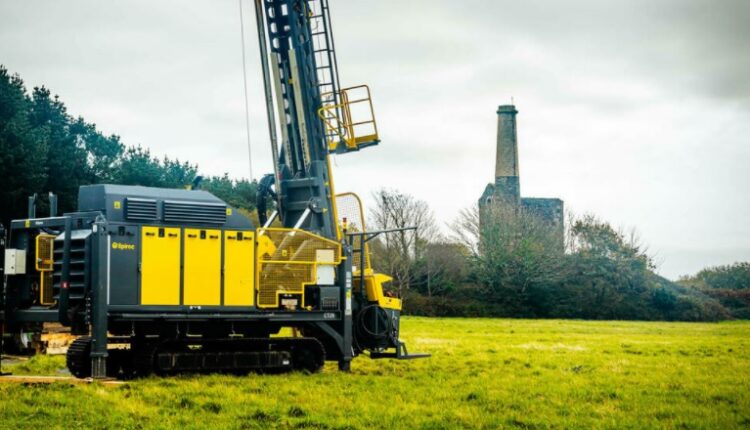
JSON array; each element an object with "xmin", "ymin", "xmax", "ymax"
[
  {"xmin": 90, "ymin": 217, "xmax": 109, "ymax": 379},
  {"xmin": 338, "ymin": 358, "xmax": 351, "ymax": 372},
  {"xmin": 91, "ymin": 356, "xmax": 107, "ymax": 379},
  {"xmin": 370, "ymin": 341, "xmax": 430, "ymax": 360},
  {"xmin": 0, "ymin": 323, "xmax": 9, "ymax": 376}
]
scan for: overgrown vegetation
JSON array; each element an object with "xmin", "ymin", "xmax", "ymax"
[
  {"xmin": 368, "ymin": 190, "xmax": 735, "ymax": 321},
  {"xmin": 678, "ymin": 262, "xmax": 750, "ymax": 319},
  {"xmin": 1, "ymin": 318, "xmax": 748, "ymax": 429}
]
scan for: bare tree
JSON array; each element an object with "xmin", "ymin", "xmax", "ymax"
[
  {"xmin": 368, "ymin": 188, "xmax": 441, "ymax": 297},
  {"xmin": 451, "ymin": 206, "xmax": 482, "ymax": 255},
  {"xmin": 418, "ymin": 242, "xmax": 469, "ymax": 298}
]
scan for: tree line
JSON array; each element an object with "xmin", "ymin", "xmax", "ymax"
[
  {"xmin": 367, "ymin": 188, "xmax": 744, "ymax": 322},
  {"xmin": 0, "ymin": 66, "xmax": 258, "ymax": 227},
  {"xmin": 677, "ymin": 262, "xmax": 750, "ymax": 319},
  {"xmin": 2, "ymin": 66, "xmax": 745, "ymax": 322}
]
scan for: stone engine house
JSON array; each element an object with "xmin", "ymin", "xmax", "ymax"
[{"xmin": 479, "ymin": 105, "xmax": 564, "ymax": 246}]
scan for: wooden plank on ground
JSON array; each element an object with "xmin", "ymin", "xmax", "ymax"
[{"xmin": 0, "ymin": 375, "xmax": 124, "ymax": 386}]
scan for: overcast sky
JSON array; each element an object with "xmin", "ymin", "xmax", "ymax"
[{"xmin": 1, "ymin": 0, "xmax": 748, "ymax": 279}]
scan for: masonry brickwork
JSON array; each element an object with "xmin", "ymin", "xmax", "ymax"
[{"xmin": 479, "ymin": 105, "xmax": 564, "ymax": 248}]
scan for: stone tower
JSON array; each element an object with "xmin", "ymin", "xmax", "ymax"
[
  {"xmin": 492, "ymin": 105, "xmax": 521, "ymax": 205},
  {"xmin": 479, "ymin": 104, "xmax": 565, "ymax": 249}
]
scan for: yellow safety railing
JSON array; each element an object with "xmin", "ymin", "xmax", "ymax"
[
  {"xmin": 35, "ymin": 234, "xmax": 56, "ymax": 305},
  {"xmin": 255, "ymin": 228, "xmax": 342, "ymax": 308},
  {"xmin": 334, "ymin": 192, "xmax": 401, "ymax": 311},
  {"xmin": 335, "ymin": 192, "xmax": 371, "ymax": 269},
  {"xmin": 318, "ymin": 85, "xmax": 379, "ymax": 152}
]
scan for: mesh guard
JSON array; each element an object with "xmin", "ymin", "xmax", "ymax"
[{"xmin": 256, "ymin": 228, "xmax": 341, "ymax": 308}]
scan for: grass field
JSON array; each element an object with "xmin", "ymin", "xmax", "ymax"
[{"xmin": 1, "ymin": 317, "xmax": 749, "ymax": 429}]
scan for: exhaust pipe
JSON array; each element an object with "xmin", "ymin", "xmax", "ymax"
[
  {"xmin": 48, "ymin": 192, "xmax": 58, "ymax": 217},
  {"xmin": 27, "ymin": 194, "xmax": 37, "ymax": 218}
]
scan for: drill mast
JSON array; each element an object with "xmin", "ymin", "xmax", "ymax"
[{"xmin": 254, "ymin": 0, "xmax": 378, "ymax": 238}]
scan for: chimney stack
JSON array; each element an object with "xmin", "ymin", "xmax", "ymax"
[{"xmin": 494, "ymin": 105, "xmax": 520, "ymax": 204}]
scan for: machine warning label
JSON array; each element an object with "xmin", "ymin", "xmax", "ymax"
[{"xmin": 112, "ymin": 242, "xmax": 135, "ymax": 251}]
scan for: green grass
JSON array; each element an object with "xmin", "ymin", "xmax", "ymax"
[
  {"xmin": 2, "ymin": 354, "xmax": 68, "ymax": 376},
  {"xmin": 1, "ymin": 318, "xmax": 749, "ymax": 429}
]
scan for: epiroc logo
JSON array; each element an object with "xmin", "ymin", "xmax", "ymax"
[{"xmin": 112, "ymin": 242, "xmax": 136, "ymax": 251}]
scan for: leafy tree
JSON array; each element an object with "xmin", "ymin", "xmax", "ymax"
[
  {"xmin": 77, "ymin": 119, "xmax": 124, "ymax": 183},
  {"xmin": 201, "ymin": 174, "xmax": 258, "ymax": 212},
  {"xmin": 0, "ymin": 67, "xmax": 48, "ymax": 225},
  {"xmin": 559, "ymin": 215, "xmax": 654, "ymax": 319},
  {"xmin": 29, "ymin": 86, "xmax": 91, "ymax": 214},
  {"xmin": 162, "ymin": 157, "xmax": 199, "ymax": 189},
  {"xmin": 681, "ymin": 262, "xmax": 750, "ymax": 290},
  {"xmin": 0, "ymin": 66, "xmax": 127, "ymax": 223},
  {"xmin": 112, "ymin": 146, "xmax": 197, "ymax": 188},
  {"xmin": 679, "ymin": 262, "xmax": 750, "ymax": 318},
  {"xmin": 448, "ymin": 206, "xmax": 728, "ymax": 321},
  {"xmin": 555, "ymin": 215, "xmax": 727, "ymax": 321},
  {"xmin": 451, "ymin": 204, "xmax": 565, "ymax": 317}
]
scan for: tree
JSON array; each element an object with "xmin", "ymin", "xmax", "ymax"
[
  {"xmin": 29, "ymin": 86, "xmax": 91, "ymax": 214},
  {"xmin": 74, "ymin": 118, "xmax": 124, "ymax": 184},
  {"xmin": 0, "ymin": 67, "xmax": 48, "ymax": 225},
  {"xmin": 201, "ymin": 174, "xmax": 259, "ymax": 212},
  {"xmin": 452, "ymin": 204, "xmax": 566, "ymax": 317},
  {"xmin": 112, "ymin": 145, "xmax": 197, "ymax": 188},
  {"xmin": 368, "ymin": 188, "xmax": 441, "ymax": 297},
  {"xmin": 0, "ymin": 66, "xmax": 265, "ymax": 232},
  {"xmin": 559, "ymin": 214, "xmax": 730, "ymax": 321},
  {"xmin": 1, "ymin": 66, "xmax": 128, "ymax": 224},
  {"xmin": 411, "ymin": 242, "xmax": 469, "ymax": 298},
  {"xmin": 680, "ymin": 262, "xmax": 750, "ymax": 291},
  {"xmin": 561, "ymin": 215, "xmax": 655, "ymax": 319},
  {"xmin": 679, "ymin": 262, "xmax": 750, "ymax": 318}
]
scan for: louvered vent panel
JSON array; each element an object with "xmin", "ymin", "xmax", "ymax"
[
  {"xmin": 53, "ymin": 231, "xmax": 90, "ymax": 301},
  {"xmin": 125, "ymin": 197, "xmax": 158, "ymax": 221},
  {"xmin": 163, "ymin": 200, "xmax": 227, "ymax": 224}
]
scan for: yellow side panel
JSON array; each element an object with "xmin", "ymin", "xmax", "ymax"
[
  {"xmin": 224, "ymin": 231, "xmax": 255, "ymax": 306},
  {"xmin": 184, "ymin": 228, "xmax": 221, "ymax": 306},
  {"xmin": 141, "ymin": 226, "xmax": 181, "ymax": 305}
]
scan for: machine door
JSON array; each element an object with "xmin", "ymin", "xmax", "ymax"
[
  {"xmin": 184, "ymin": 228, "xmax": 221, "ymax": 306},
  {"xmin": 109, "ymin": 225, "xmax": 139, "ymax": 306},
  {"xmin": 140, "ymin": 226, "xmax": 181, "ymax": 305},
  {"xmin": 223, "ymin": 230, "xmax": 255, "ymax": 306}
]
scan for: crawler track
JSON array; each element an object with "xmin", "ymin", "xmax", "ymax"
[
  {"xmin": 66, "ymin": 336, "xmax": 92, "ymax": 378},
  {"xmin": 66, "ymin": 337, "xmax": 325, "ymax": 379}
]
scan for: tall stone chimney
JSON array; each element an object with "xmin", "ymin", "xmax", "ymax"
[
  {"xmin": 493, "ymin": 105, "xmax": 520, "ymax": 204},
  {"xmin": 479, "ymin": 103, "xmax": 565, "ymax": 250}
]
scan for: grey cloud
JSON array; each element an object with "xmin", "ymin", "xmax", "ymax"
[{"xmin": 1, "ymin": 0, "xmax": 748, "ymax": 279}]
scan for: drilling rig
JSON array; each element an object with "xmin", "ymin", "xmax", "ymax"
[{"xmin": 0, "ymin": 0, "xmax": 426, "ymax": 379}]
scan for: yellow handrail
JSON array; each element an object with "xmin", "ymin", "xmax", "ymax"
[
  {"xmin": 318, "ymin": 85, "xmax": 378, "ymax": 152},
  {"xmin": 36, "ymin": 234, "xmax": 56, "ymax": 305}
]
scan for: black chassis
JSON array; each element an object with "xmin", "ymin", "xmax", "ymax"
[{"xmin": 1, "ymin": 213, "xmax": 358, "ymax": 377}]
